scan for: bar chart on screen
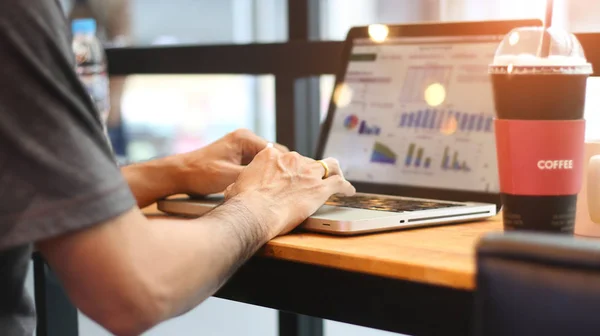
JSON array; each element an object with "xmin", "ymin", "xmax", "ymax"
[
  {"xmin": 358, "ymin": 120, "xmax": 381, "ymax": 135},
  {"xmin": 404, "ymin": 143, "xmax": 432, "ymax": 168},
  {"xmin": 398, "ymin": 109, "xmax": 493, "ymax": 134},
  {"xmin": 441, "ymin": 146, "xmax": 471, "ymax": 172},
  {"xmin": 392, "ymin": 134, "xmax": 494, "ymax": 187},
  {"xmin": 340, "ymin": 131, "xmax": 497, "ymax": 191}
]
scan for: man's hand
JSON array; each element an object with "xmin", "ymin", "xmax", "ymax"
[
  {"xmin": 178, "ymin": 129, "xmax": 288, "ymax": 196},
  {"xmin": 122, "ymin": 129, "xmax": 287, "ymax": 208},
  {"xmin": 225, "ymin": 147, "xmax": 356, "ymax": 238}
]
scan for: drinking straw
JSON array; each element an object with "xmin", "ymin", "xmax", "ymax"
[{"xmin": 538, "ymin": 0, "xmax": 554, "ymax": 57}]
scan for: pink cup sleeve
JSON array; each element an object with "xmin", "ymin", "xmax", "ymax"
[{"xmin": 495, "ymin": 119, "xmax": 585, "ymax": 196}]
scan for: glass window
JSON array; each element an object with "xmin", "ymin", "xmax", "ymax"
[
  {"xmin": 440, "ymin": 0, "xmax": 551, "ymax": 24},
  {"xmin": 69, "ymin": 0, "xmax": 287, "ymax": 162},
  {"xmin": 568, "ymin": 1, "xmax": 600, "ymax": 32},
  {"xmin": 63, "ymin": 0, "xmax": 287, "ymax": 46},
  {"xmin": 439, "ymin": 0, "xmax": 600, "ymax": 32},
  {"xmin": 130, "ymin": 0, "xmax": 287, "ymax": 46},
  {"xmin": 319, "ymin": 0, "xmax": 440, "ymax": 41},
  {"xmin": 319, "ymin": 0, "xmax": 599, "ymax": 44},
  {"xmin": 116, "ymin": 75, "xmax": 275, "ymax": 162},
  {"xmin": 320, "ymin": 0, "xmax": 598, "ymax": 35}
]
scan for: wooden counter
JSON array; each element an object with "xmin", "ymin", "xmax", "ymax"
[
  {"xmin": 261, "ymin": 217, "xmax": 502, "ymax": 290},
  {"xmin": 144, "ymin": 204, "xmax": 502, "ymax": 290}
]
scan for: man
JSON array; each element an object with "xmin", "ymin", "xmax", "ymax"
[{"xmin": 0, "ymin": 1, "xmax": 355, "ymax": 335}]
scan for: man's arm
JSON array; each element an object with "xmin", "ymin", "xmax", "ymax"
[
  {"xmin": 121, "ymin": 156, "xmax": 185, "ymax": 208},
  {"xmin": 37, "ymin": 197, "xmax": 270, "ymax": 336},
  {"xmin": 38, "ymin": 150, "xmax": 354, "ymax": 336}
]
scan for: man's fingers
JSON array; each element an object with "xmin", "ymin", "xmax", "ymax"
[
  {"xmin": 324, "ymin": 175, "xmax": 356, "ymax": 197},
  {"xmin": 319, "ymin": 157, "xmax": 344, "ymax": 179},
  {"xmin": 256, "ymin": 145, "xmax": 280, "ymax": 160},
  {"xmin": 267, "ymin": 141, "xmax": 288, "ymax": 153},
  {"xmin": 231, "ymin": 129, "xmax": 287, "ymax": 164},
  {"xmin": 265, "ymin": 142, "xmax": 288, "ymax": 153},
  {"xmin": 233, "ymin": 129, "xmax": 270, "ymax": 163},
  {"xmin": 222, "ymin": 162, "xmax": 244, "ymax": 176},
  {"xmin": 273, "ymin": 143, "xmax": 289, "ymax": 153}
]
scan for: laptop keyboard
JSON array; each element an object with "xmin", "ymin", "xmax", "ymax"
[{"xmin": 325, "ymin": 195, "xmax": 465, "ymax": 213}]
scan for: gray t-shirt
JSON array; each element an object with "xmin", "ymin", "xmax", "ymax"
[{"xmin": 0, "ymin": 1, "xmax": 136, "ymax": 334}]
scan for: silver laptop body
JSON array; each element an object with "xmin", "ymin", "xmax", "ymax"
[{"xmin": 158, "ymin": 193, "xmax": 496, "ymax": 235}]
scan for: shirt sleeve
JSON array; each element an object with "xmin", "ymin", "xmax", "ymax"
[{"xmin": 0, "ymin": 0, "xmax": 136, "ymax": 250}]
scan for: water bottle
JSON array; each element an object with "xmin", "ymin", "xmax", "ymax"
[{"xmin": 72, "ymin": 18, "xmax": 110, "ymax": 133}]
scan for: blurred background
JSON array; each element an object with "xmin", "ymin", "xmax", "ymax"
[
  {"xmin": 74, "ymin": 0, "xmax": 600, "ymax": 163},
  {"xmin": 42, "ymin": 0, "xmax": 600, "ymax": 335}
]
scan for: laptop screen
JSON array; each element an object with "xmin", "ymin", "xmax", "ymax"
[{"xmin": 322, "ymin": 35, "xmax": 504, "ymax": 194}]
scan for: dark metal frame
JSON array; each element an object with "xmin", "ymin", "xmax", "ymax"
[
  {"xmin": 33, "ymin": 0, "xmax": 600, "ymax": 334},
  {"xmin": 33, "ymin": 253, "xmax": 79, "ymax": 336},
  {"xmin": 215, "ymin": 257, "xmax": 473, "ymax": 336}
]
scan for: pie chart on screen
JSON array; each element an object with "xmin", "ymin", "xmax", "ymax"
[{"xmin": 344, "ymin": 115, "xmax": 359, "ymax": 130}]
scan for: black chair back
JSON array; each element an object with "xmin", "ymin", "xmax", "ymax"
[{"xmin": 474, "ymin": 232, "xmax": 600, "ymax": 336}]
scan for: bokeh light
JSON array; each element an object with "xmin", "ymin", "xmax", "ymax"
[
  {"xmin": 368, "ymin": 24, "xmax": 389, "ymax": 43},
  {"xmin": 508, "ymin": 31, "xmax": 520, "ymax": 46},
  {"xmin": 424, "ymin": 82, "xmax": 446, "ymax": 107},
  {"xmin": 441, "ymin": 116, "xmax": 458, "ymax": 135},
  {"xmin": 333, "ymin": 83, "xmax": 353, "ymax": 108}
]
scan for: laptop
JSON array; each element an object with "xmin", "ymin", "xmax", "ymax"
[{"xmin": 158, "ymin": 19, "xmax": 542, "ymax": 235}]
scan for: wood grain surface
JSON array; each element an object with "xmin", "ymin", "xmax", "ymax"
[{"xmin": 143, "ymin": 203, "xmax": 502, "ymax": 290}]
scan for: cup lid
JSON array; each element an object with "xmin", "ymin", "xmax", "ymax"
[{"xmin": 489, "ymin": 26, "xmax": 593, "ymax": 75}]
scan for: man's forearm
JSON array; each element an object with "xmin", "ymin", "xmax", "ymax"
[
  {"xmin": 121, "ymin": 156, "xmax": 186, "ymax": 208},
  {"xmin": 38, "ymin": 195, "xmax": 274, "ymax": 335},
  {"xmin": 149, "ymin": 196, "xmax": 273, "ymax": 318}
]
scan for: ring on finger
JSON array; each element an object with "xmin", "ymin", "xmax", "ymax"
[{"xmin": 316, "ymin": 160, "xmax": 330, "ymax": 179}]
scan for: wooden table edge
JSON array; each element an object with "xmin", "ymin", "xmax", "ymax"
[
  {"xmin": 144, "ymin": 206, "xmax": 477, "ymax": 290},
  {"xmin": 260, "ymin": 241, "xmax": 475, "ymax": 290}
]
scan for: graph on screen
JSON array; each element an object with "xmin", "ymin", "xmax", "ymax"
[
  {"xmin": 370, "ymin": 142, "xmax": 397, "ymax": 164},
  {"xmin": 441, "ymin": 146, "xmax": 471, "ymax": 172},
  {"xmin": 404, "ymin": 143, "xmax": 431, "ymax": 168},
  {"xmin": 344, "ymin": 115, "xmax": 359, "ymax": 129},
  {"xmin": 358, "ymin": 120, "xmax": 381, "ymax": 135},
  {"xmin": 399, "ymin": 65, "xmax": 452, "ymax": 103},
  {"xmin": 343, "ymin": 115, "xmax": 382, "ymax": 135},
  {"xmin": 321, "ymin": 36, "xmax": 502, "ymax": 193},
  {"xmin": 399, "ymin": 109, "xmax": 493, "ymax": 133}
]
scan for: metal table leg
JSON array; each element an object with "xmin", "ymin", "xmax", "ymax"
[
  {"xmin": 279, "ymin": 312, "xmax": 324, "ymax": 336},
  {"xmin": 33, "ymin": 254, "xmax": 79, "ymax": 336}
]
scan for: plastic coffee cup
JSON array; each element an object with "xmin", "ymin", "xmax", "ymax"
[{"xmin": 489, "ymin": 26, "xmax": 593, "ymax": 233}]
